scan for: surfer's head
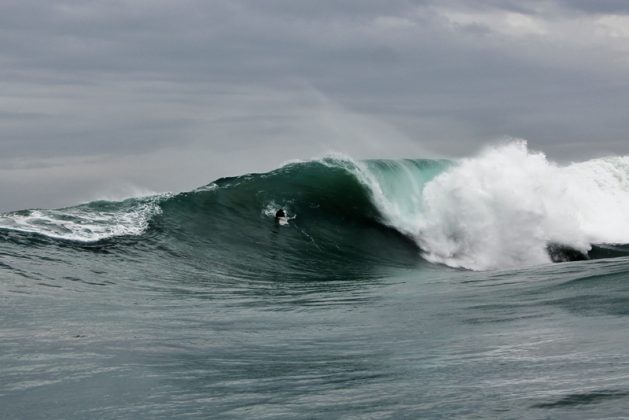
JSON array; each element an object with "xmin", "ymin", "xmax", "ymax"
[{"xmin": 275, "ymin": 209, "xmax": 285, "ymax": 218}]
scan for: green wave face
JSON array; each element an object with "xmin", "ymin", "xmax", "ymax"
[{"xmin": 152, "ymin": 158, "xmax": 450, "ymax": 281}]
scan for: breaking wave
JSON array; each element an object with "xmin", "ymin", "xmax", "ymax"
[{"xmin": 1, "ymin": 141, "xmax": 628, "ymax": 270}]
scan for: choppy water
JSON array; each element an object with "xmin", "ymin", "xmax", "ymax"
[{"xmin": 3, "ymin": 142, "xmax": 629, "ymax": 418}]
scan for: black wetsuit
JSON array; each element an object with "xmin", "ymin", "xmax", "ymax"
[{"xmin": 275, "ymin": 209, "xmax": 286, "ymax": 219}]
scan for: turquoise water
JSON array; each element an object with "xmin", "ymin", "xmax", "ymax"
[{"xmin": 3, "ymin": 145, "xmax": 629, "ymax": 418}]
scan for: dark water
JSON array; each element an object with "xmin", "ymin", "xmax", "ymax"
[{"xmin": 3, "ymin": 149, "xmax": 629, "ymax": 418}]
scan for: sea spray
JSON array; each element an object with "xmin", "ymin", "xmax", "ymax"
[{"xmin": 358, "ymin": 141, "xmax": 629, "ymax": 270}]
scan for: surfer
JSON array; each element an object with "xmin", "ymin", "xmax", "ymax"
[{"xmin": 275, "ymin": 208, "xmax": 295, "ymax": 225}]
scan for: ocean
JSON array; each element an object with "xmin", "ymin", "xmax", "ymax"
[{"xmin": 2, "ymin": 141, "xmax": 629, "ymax": 418}]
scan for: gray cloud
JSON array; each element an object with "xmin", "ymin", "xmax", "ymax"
[
  {"xmin": 1, "ymin": 0, "xmax": 628, "ymax": 211},
  {"xmin": 556, "ymin": 0, "xmax": 629, "ymax": 14}
]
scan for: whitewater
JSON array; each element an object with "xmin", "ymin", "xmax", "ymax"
[
  {"xmin": 356, "ymin": 141, "xmax": 629, "ymax": 270},
  {"xmin": 3, "ymin": 141, "xmax": 629, "ymax": 418}
]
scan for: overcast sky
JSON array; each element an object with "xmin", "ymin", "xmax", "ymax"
[{"xmin": 1, "ymin": 0, "xmax": 629, "ymax": 211}]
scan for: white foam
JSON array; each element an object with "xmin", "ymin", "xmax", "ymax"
[
  {"xmin": 0, "ymin": 196, "xmax": 166, "ymax": 242},
  {"xmin": 192, "ymin": 183, "xmax": 218, "ymax": 193},
  {"xmin": 355, "ymin": 141, "xmax": 629, "ymax": 270}
]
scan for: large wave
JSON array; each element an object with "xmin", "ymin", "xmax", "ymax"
[{"xmin": 2, "ymin": 141, "xmax": 629, "ymax": 271}]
